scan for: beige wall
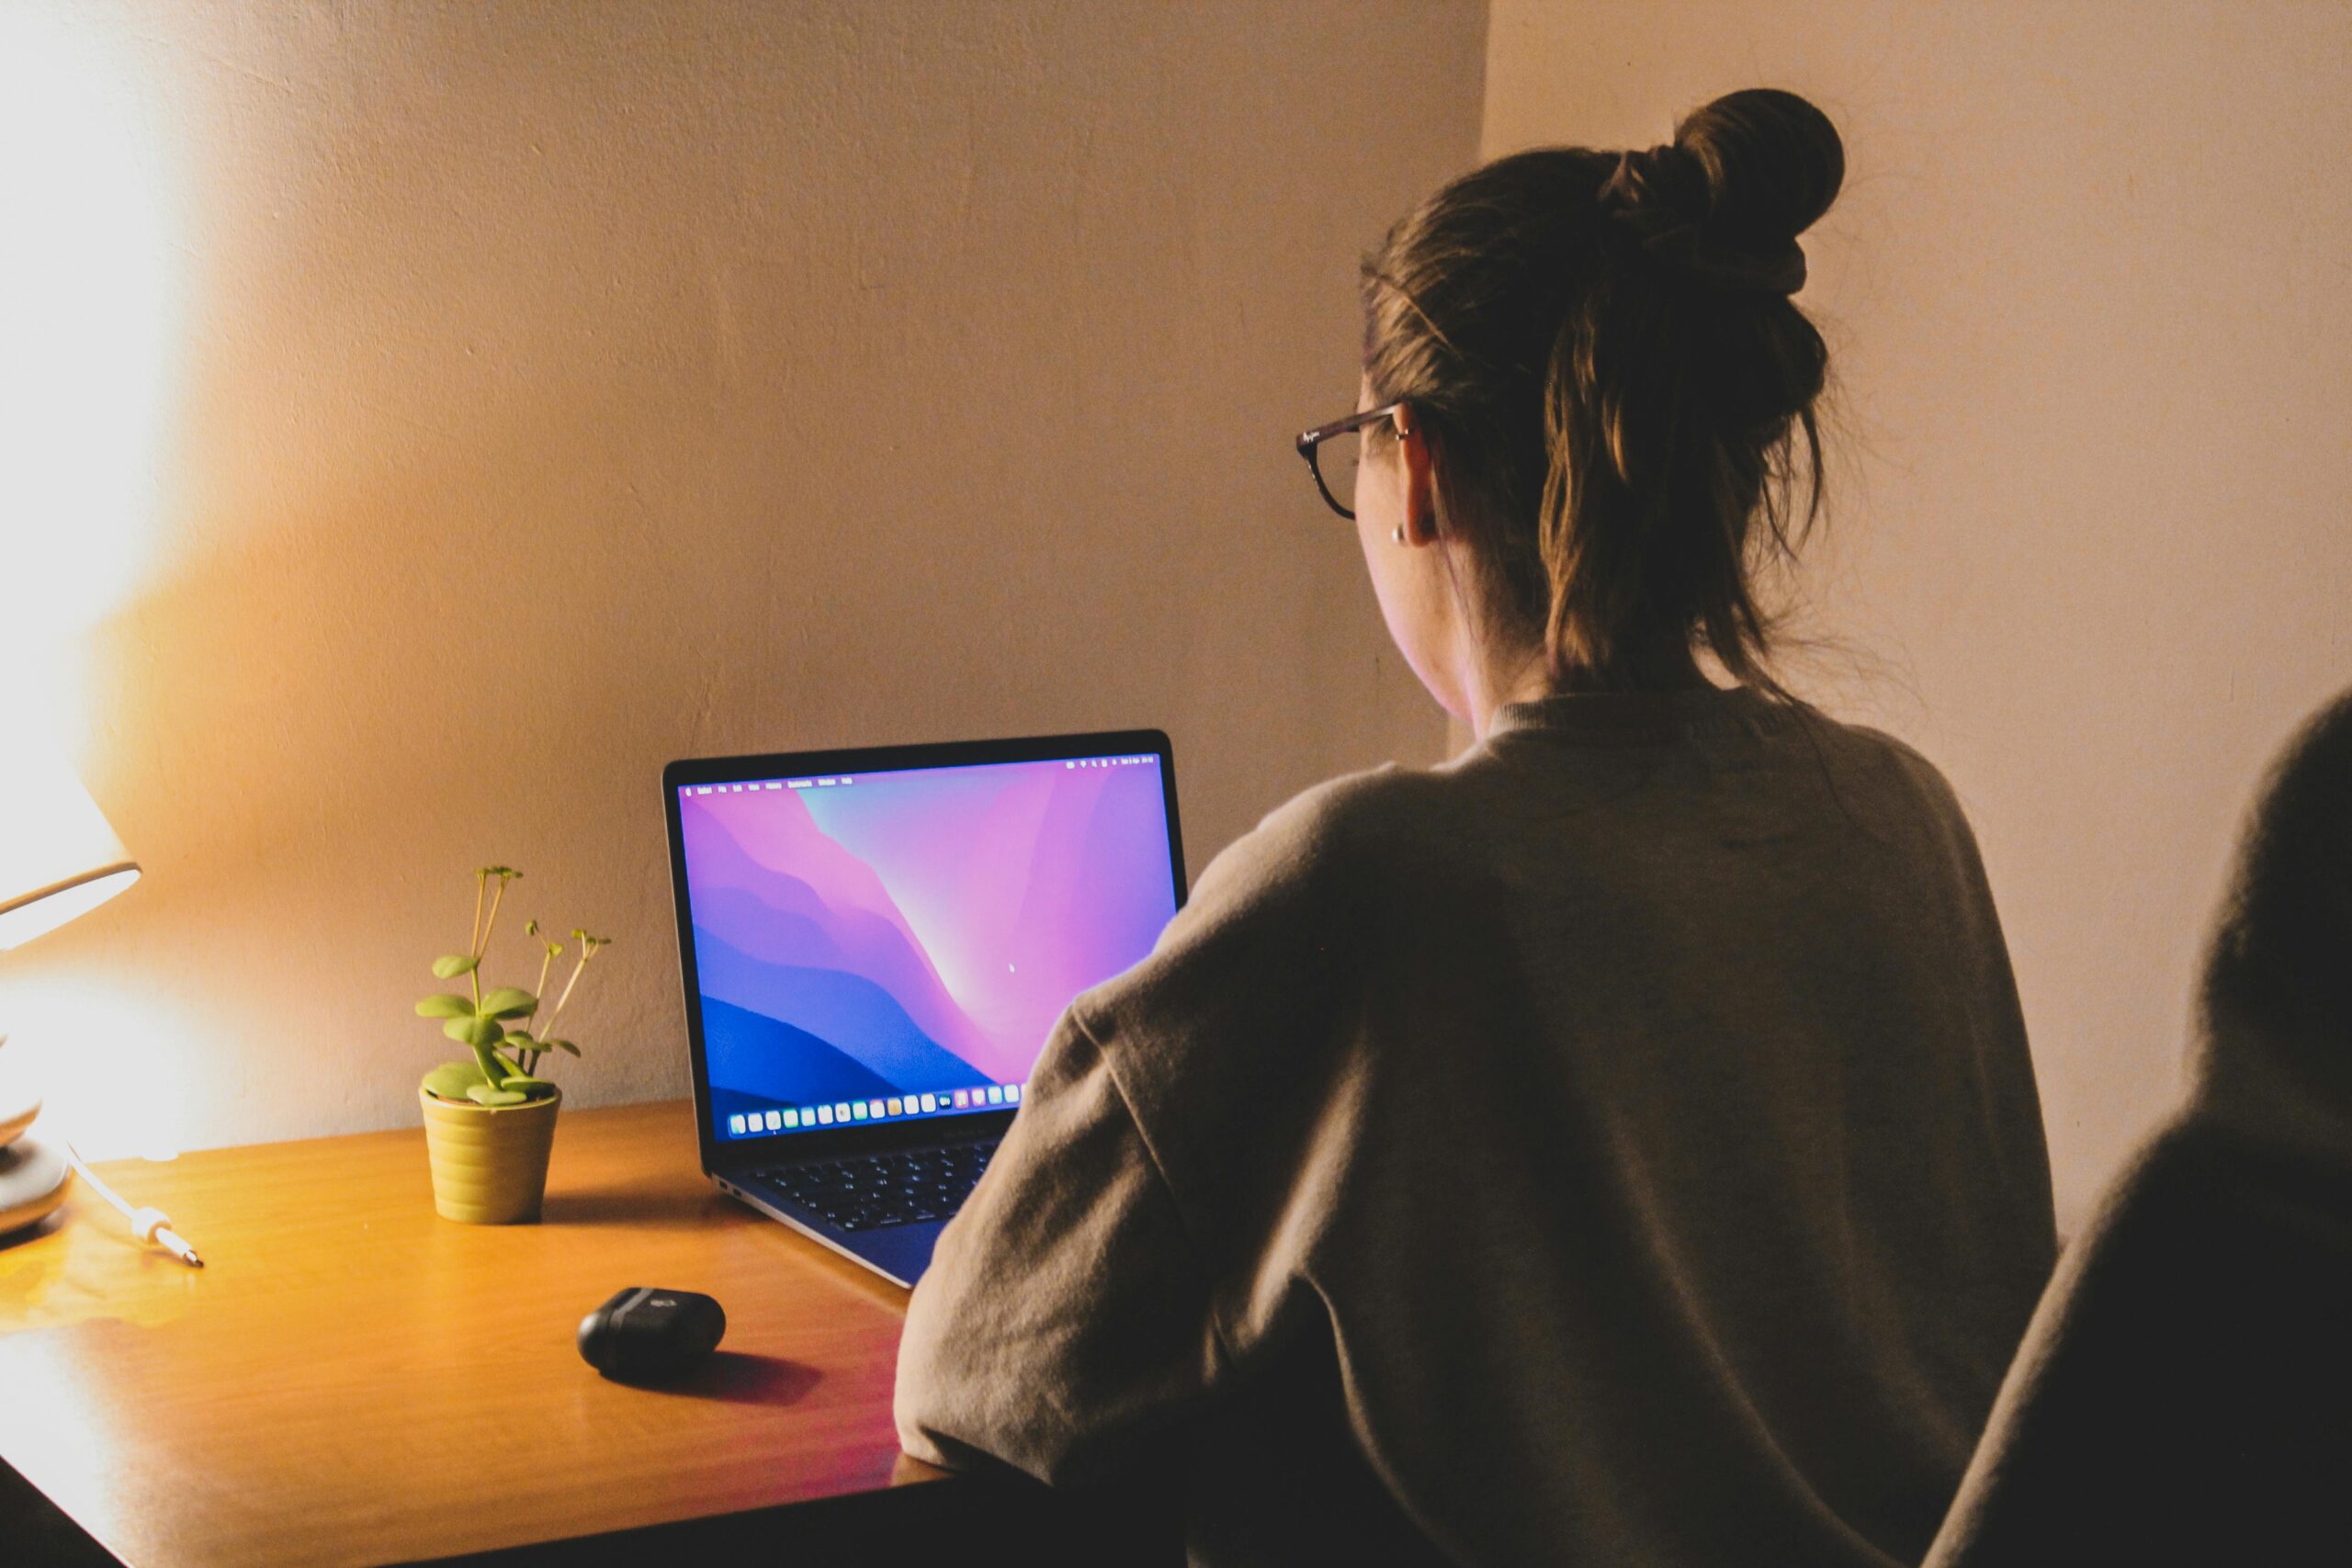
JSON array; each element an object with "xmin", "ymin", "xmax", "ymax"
[
  {"xmin": 0, "ymin": 2, "xmax": 1480, "ymax": 1156},
  {"xmin": 1485, "ymin": 0, "xmax": 2352, "ymax": 1228}
]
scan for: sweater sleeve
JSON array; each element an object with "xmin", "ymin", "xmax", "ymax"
[
  {"xmin": 893, "ymin": 1003, "xmax": 1224, "ymax": 1484},
  {"xmin": 892, "ymin": 774, "xmax": 1375, "ymax": 1485}
]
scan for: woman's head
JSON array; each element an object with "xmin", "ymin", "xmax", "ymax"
[{"xmin": 1348, "ymin": 88, "xmax": 1844, "ymax": 717}]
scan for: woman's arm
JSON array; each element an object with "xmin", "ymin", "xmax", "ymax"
[
  {"xmin": 894, "ymin": 771, "xmax": 1381, "ymax": 1484},
  {"xmin": 893, "ymin": 1006, "xmax": 1226, "ymax": 1485}
]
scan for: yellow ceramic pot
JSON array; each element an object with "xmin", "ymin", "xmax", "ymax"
[{"xmin": 419, "ymin": 1085, "xmax": 560, "ymax": 1224}]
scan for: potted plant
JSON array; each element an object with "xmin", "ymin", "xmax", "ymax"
[{"xmin": 414, "ymin": 866, "xmax": 610, "ymax": 1224}]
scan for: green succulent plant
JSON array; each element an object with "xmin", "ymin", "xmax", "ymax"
[{"xmin": 415, "ymin": 866, "xmax": 611, "ymax": 1107}]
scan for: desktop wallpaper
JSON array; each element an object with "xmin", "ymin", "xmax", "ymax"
[{"xmin": 680, "ymin": 756, "xmax": 1176, "ymax": 1132}]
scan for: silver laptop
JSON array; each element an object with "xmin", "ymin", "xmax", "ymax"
[{"xmin": 662, "ymin": 730, "xmax": 1184, "ymax": 1285}]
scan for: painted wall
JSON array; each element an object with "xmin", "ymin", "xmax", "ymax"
[
  {"xmin": 1484, "ymin": 0, "xmax": 2352, "ymax": 1228},
  {"xmin": 0, "ymin": 2, "xmax": 1480, "ymax": 1155}
]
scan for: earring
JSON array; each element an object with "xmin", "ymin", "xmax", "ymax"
[{"xmin": 1392, "ymin": 525, "xmax": 1407, "ymax": 546}]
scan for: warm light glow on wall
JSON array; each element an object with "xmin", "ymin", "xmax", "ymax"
[
  {"xmin": 0, "ymin": 10, "xmax": 187, "ymax": 1161},
  {"xmin": 0, "ymin": 8, "xmax": 179, "ymax": 724}
]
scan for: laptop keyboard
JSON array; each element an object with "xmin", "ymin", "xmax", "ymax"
[{"xmin": 753, "ymin": 1141, "xmax": 1000, "ymax": 1232}]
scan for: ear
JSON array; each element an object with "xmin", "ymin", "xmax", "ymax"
[{"xmin": 1393, "ymin": 409, "xmax": 1440, "ymax": 546}]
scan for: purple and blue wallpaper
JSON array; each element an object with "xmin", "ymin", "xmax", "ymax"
[{"xmin": 680, "ymin": 756, "xmax": 1176, "ymax": 1134}]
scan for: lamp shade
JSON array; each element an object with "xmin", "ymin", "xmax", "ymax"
[{"xmin": 0, "ymin": 749, "xmax": 138, "ymax": 950}]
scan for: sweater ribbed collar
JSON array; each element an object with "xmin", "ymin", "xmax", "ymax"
[{"xmin": 1488, "ymin": 682, "xmax": 1784, "ymax": 745}]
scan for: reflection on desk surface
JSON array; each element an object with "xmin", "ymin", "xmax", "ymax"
[{"xmin": 0, "ymin": 1100, "xmax": 947, "ymax": 1568}]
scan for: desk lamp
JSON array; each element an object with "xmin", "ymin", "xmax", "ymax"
[{"xmin": 0, "ymin": 750, "xmax": 140, "ymax": 1236}]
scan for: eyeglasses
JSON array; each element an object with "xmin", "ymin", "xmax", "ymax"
[{"xmin": 1295, "ymin": 402, "xmax": 1404, "ymax": 521}]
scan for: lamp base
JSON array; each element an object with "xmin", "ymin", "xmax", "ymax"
[{"xmin": 0, "ymin": 1135, "xmax": 71, "ymax": 1236}]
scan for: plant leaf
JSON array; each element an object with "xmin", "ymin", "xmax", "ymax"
[
  {"xmin": 538, "ymin": 1037, "xmax": 582, "ymax": 1057},
  {"xmin": 466, "ymin": 1084, "xmax": 529, "ymax": 1107},
  {"xmin": 414, "ymin": 993, "xmax": 474, "ymax": 1019},
  {"xmin": 502, "ymin": 1030, "xmax": 537, "ymax": 1049},
  {"xmin": 432, "ymin": 954, "xmax": 480, "ymax": 979},
  {"xmin": 444, "ymin": 1016, "xmax": 505, "ymax": 1047},
  {"xmin": 479, "ymin": 987, "xmax": 537, "ymax": 1020},
  {"xmin": 421, "ymin": 1061, "xmax": 485, "ymax": 1100}
]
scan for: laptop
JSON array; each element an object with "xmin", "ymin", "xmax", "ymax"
[{"xmin": 662, "ymin": 730, "xmax": 1185, "ymax": 1286}]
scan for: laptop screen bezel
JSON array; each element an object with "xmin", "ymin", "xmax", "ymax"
[{"xmin": 663, "ymin": 728, "xmax": 1185, "ymax": 1176}]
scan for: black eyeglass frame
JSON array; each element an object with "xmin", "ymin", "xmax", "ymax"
[{"xmin": 1295, "ymin": 401, "xmax": 1405, "ymax": 521}]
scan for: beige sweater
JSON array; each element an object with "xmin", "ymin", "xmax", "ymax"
[{"xmin": 896, "ymin": 686, "xmax": 2056, "ymax": 1566}]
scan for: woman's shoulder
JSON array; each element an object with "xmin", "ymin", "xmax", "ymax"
[
  {"xmin": 1069, "ymin": 766, "xmax": 1425, "ymax": 1079},
  {"xmin": 1829, "ymin": 715, "xmax": 1953, "ymax": 785},
  {"xmin": 1192, "ymin": 761, "xmax": 1455, "ymax": 909},
  {"xmin": 1833, "ymin": 716, "xmax": 1984, "ymax": 832},
  {"xmin": 1776, "ymin": 711, "xmax": 2007, "ymax": 913},
  {"xmin": 1072, "ymin": 762, "xmax": 1444, "ymax": 1029}
]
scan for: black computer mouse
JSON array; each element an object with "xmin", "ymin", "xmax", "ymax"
[{"xmin": 578, "ymin": 1287, "xmax": 727, "ymax": 1381}]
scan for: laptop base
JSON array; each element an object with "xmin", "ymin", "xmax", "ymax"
[{"xmin": 714, "ymin": 1174, "xmax": 947, "ymax": 1289}]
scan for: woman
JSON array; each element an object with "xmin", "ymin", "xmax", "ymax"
[{"xmin": 897, "ymin": 88, "xmax": 2056, "ymax": 1567}]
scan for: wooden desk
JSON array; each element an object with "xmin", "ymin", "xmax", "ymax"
[{"xmin": 0, "ymin": 1100, "xmax": 1057, "ymax": 1566}]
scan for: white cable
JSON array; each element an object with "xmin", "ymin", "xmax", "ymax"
[{"xmin": 63, "ymin": 1144, "xmax": 202, "ymax": 1267}]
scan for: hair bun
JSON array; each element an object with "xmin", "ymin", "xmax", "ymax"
[{"xmin": 1672, "ymin": 88, "xmax": 1845, "ymax": 252}]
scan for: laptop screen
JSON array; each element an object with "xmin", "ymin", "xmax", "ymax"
[{"xmin": 676, "ymin": 746, "xmax": 1179, "ymax": 1144}]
